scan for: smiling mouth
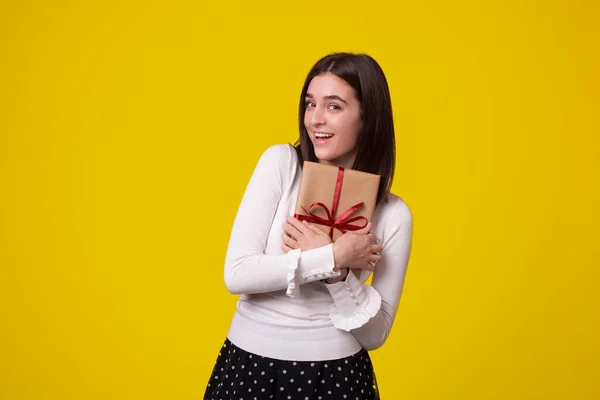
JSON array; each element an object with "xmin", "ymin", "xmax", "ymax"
[{"xmin": 314, "ymin": 132, "xmax": 334, "ymax": 139}]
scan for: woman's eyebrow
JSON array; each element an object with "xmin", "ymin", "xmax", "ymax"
[{"xmin": 305, "ymin": 93, "xmax": 348, "ymax": 104}]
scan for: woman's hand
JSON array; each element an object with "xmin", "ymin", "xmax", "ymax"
[
  {"xmin": 281, "ymin": 216, "xmax": 332, "ymax": 253},
  {"xmin": 333, "ymin": 223, "xmax": 383, "ymax": 271}
]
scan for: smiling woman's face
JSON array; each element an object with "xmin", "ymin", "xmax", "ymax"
[{"xmin": 304, "ymin": 73, "xmax": 363, "ymax": 169}]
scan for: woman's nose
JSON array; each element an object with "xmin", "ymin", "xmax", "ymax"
[{"xmin": 310, "ymin": 106, "xmax": 326, "ymax": 126}]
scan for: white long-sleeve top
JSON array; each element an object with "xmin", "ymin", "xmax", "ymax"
[{"xmin": 224, "ymin": 144, "xmax": 413, "ymax": 361}]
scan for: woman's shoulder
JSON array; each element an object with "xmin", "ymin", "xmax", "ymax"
[
  {"xmin": 378, "ymin": 192, "xmax": 413, "ymax": 226},
  {"xmin": 257, "ymin": 143, "xmax": 298, "ymax": 168}
]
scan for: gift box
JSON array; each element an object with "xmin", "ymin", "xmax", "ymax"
[{"xmin": 294, "ymin": 161, "xmax": 381, "ymax": 242}]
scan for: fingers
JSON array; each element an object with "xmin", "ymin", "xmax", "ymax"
[
  {"xmin": 365, "ymin": 254, "xmax": 382, "ymax": 271},
  {"xmin": 283, "ymin": 220, "xmax": 303, "ymax": 239},
  {"xmin": 371, "ymin": 244, "xmax": 384, "ymax": 254},
  {"xmin": 281, "ymin": 243, "xmax": 294, "ymax": 253},
  {"xmin": 353, "ymin": 222, "xmax": 372, "ymax": 235},
  {"xmin": 281, "ymin": 232, "xmax": 298, "ymax": 248},
  {"xmin": 367, "ymin": 253, "xmax": 381, "ymax": 263},
  {"xmin": 287, "ymin": 216, "xmax": 311, "ymax": 236},
  {"xmin": 303, "ymin": 220, "xmax": 329, "ymax": 237}
]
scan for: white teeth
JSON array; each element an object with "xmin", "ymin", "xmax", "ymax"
[{"xmin": 315, "ymin": 133, "xmax": 334, "ymax": 138}]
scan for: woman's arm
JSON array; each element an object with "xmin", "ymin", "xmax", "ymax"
[
  {"xmin": 223, "ymin": 144, "xmax": 341, "ymax": 296},
  {"xmin": 325, "ymin": 199, "xmax": 413, "ymax": 350}
]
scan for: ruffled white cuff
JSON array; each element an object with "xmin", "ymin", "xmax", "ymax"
[
  {"xmin": 285, "ymin": 249, "xmax": 302, "ymax": 299},
  {"xmin": 325, "ymin": 269, "xmax": 382, "ymax": 331},
  {"xmin": 286, "ymin": 245, "xmax": 340, "ymax": 299}
]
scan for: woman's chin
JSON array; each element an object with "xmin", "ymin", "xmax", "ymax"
[
  {"xmin": 313, "ymin": 149, "xmax": 356, "ymax": 169},
  {"xmin": 313, "ymin": 147, "xmax": 335, "ymax": 160},
  {"xmin": 314, "ymin": 152, "xmax": 336, "ymax": 164}
]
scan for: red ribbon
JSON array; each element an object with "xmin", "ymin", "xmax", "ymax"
[{"xmin": 294, "ymin": 167, "xmax": 368, "ymax": 239}]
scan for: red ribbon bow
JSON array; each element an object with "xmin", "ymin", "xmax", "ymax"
[{"xmin": 294, "ymin": 167, "xmax": 368, "ymax": 239}]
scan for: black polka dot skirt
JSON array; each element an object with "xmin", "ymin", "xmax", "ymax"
[{"xmin": 203, "ymin": 338, "xmax": 380, "ymax": 400}]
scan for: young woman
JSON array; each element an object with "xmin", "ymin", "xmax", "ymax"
[{"xmin": 203, "ymin": 52, "xmax": 413, "ymax": 400}]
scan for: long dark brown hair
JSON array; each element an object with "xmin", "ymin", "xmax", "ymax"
[{"xmin": 294, "ymin": 52, "xmax": 396, "ymax": 205}]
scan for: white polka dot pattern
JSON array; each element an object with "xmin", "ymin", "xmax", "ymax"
[{"xmin": 203, "ymin": 339, "xmax": 379, "ymax": 399}]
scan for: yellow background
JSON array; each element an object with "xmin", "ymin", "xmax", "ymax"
[{"xmin": 1, "ymin": 1, "xmax": 599, "ymax": 399}]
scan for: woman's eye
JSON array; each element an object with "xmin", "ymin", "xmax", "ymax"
[
  {"xmin": 306, "ymin": 101, "xmax": 315, "ymax": 108},
  {"xmin": 329, "ymin": 104, "xmax": 341, "ymax": 110}
]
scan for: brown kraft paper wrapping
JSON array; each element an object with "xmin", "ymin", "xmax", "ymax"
[{"xmin": 293, "ymin": 161, "xmax": 380, "ymax": 276}]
